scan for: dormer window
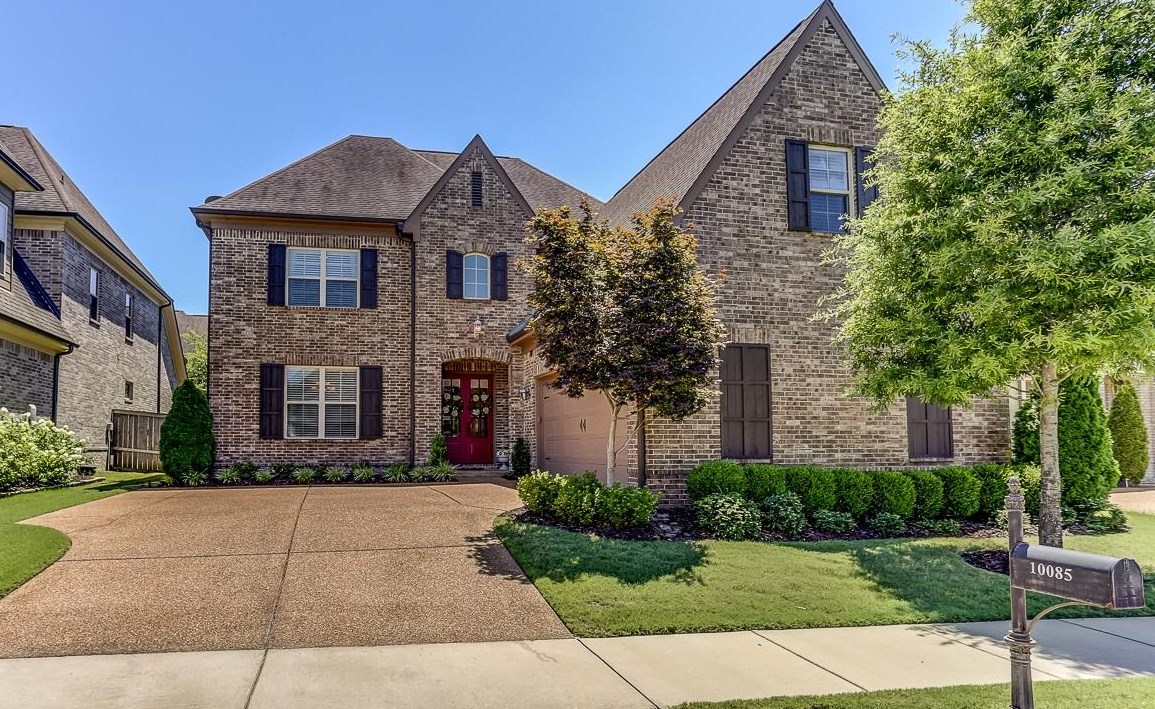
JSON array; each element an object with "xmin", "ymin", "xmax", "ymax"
[{"xmin": 463, "ymin": 253, "xmax": 490, "ymax": 300}]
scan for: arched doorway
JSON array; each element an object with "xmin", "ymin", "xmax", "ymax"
[{"xmin": 441, "ymin": 358, "xmax": 507, "ymax": 466}]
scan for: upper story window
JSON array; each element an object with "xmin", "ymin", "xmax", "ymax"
[
  {"xmin": 808, "ymin": 146, "xmax": 852, "ymax": 233},
  {"xmin": 124, "ymin": 292, "xmax": 134, "ymax": 341},
  {"xmin": 287, "ymin": 248, "xmax": 358, "ymax": 308},
  {"xmin": 88, "ymin": 268, "xmax": 101, "ymax": 322},
  {"xmin": 463, "ymin": 253, "xmax": 490, "ymax": 300},
  {"xmin": 0, "ymin": 202, "xmax": 9, "ymax": 279},
  {"xmin": 285, "ymin": 366, "xmax": 358, "ymax": 439}
]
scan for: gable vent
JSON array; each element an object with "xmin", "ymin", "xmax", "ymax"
[{"xmin": 470, "ymin": 171, "xmax": 483, "ymax": 208}]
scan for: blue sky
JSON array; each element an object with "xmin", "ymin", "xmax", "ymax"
[{"xmin": 4, "ymin": 0, "xmax": 965, "ymax": 314}]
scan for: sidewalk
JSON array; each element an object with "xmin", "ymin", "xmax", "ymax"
[{"xmin": 2, "ymin": 618, "xmax": 1153, "ymax": 709}]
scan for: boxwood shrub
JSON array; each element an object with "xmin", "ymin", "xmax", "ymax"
[
  {"xmin": 744, "ymin": 464, "xmax": 787, "ymax": 502},
  {"xmin": 695, "ymin": 493, "xmax": 762, "ymax": 540},
  {"xmin": 517, "ymin": 470, "xmax": 564, "ymax": 515},
  {"xmin": 686, "ymin": 460, "xmax": 747, "ymax": 502},
  {"xmin": 832, "ymin": 468, "xmax": 874, "ymax": 519},
  {"xmin": 933, "ymin": 466, "xmax": 982, "ymax": 519},
  {"xmin": 872, "ymin": 471, "xmax": 917, "ymax": 519},
  {"xmin": 784, "ymin": 465, "xmax": 837, "ymax": 515},
  {"xmin": 904, "ymin": 470, "xmax": 944, "ymax": 520},
  {"xmin": 598, "ymin": 484, "xmax": 660, "ymax": 530},
  {"xmin": 553, "ymin": 473, "xmax": 602, "ymax": 526}
]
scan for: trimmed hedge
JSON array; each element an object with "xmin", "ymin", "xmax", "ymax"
[
  {"xmin": 784, "ymin": 465, "xmax": 837, "ymax": 515},
  {"xmin": 872, "ymin": 471, "xmax": 917, "ymax": 519},
  {"xmin": 744, "ymin": 464, "xmax": 787, "ymax": 502},
  {"xmin": 516, "ymin": 470, "xmax": 659, "ymax": 530},
  {"xmin": 904, "ymin": 470, "xmax": 944, "ymax": 520},
  {"xmin": 832, "ymin": 468, "xmax": 875, "ymax": 519},
  {"xmin": 686, "ymin": 460, "xmax": 747, "ymax": 502},
  {"xmin": 933, "ymin": 466, "xmax": 982, "ymax": 519}
]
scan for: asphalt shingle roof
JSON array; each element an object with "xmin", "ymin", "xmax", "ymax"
[{"xmin": 0, "ymin": 251, "xmax": 74, "ymax": 345}]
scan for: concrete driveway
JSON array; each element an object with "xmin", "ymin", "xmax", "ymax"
[
  {"xmin": 1112, "ymin": 488, "xmax": 1155, "ymax": 515},
  {"xmin": 0, "ymin": 481, "xmax": 569, "ymax": 658}
]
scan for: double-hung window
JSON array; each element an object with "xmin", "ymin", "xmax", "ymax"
[
  {"xmin": 463, "ymin": 253, "xmax": 489, "ymax": 300},
  {"xmin": 285, "ymin": 366, "xmax": 358, "ymax": 439},
  {"xmin": 0, "ymin": 202, "xmax": 9, "ymax": 278},
  {"xmin": 88, "ymin": 268, "xmax": 101, "ymax": 322},
  {"xmin": 287, "ymin": 248, "xmax": 358, "ymax": 308},
  {"xmin": 808, "ymin": 146, "xmax": 852, "ymax": 233}
]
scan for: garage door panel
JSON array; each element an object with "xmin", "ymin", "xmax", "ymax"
[{"xmin": 538, "ymin": 381, "xmax": 627, "ymax": 483}]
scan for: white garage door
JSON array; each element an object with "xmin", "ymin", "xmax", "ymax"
[{"xmin": 537, "ymin": 377, "xmax": 627, "ymax": 483}]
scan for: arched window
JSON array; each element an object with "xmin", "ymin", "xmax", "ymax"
[{"xmin": 463, "ymin": 253, "xmax": 490, "ymax": 300}]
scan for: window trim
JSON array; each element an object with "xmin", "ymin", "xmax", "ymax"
[
  {"xmin": 124, "ymin": 292, "xmax": 134, "ymax": 342},
  {"xmin": 124, "ymin": 380, "xmax": 134, "ymax": 404},
  {"xmin": 88, "ymin": 268, "xmax": 101, "ymax": 323},
  {"xmin": 285, "ymin": 247, "xmax": 360, "ymax": 309},
  {"xmin": 284, "ymin": 365, "xmax": 359, "ymax": 440},
  {"xmin": 807, "ymin": 145, "xmax": 854, "ymax": 234},
  {"xmin": 463, "ymin": 252, "xmax": 490, "ymax": 301}
]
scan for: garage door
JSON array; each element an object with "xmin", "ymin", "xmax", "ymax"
[{"xmin": 537, "ymin": 377, "xmax": 627, "ymax": 483}]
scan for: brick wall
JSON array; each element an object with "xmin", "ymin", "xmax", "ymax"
[{"xmin": 0, "ymin": 339, "xmax": 54, "ymax": 416}]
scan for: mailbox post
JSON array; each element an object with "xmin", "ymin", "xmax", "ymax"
[{"xmin": 1004, "ymin": 477, "xmax": 1146, "ymax": 709}]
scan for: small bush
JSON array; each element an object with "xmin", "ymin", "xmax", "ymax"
[
  {"xmin": 1066, "ymin": 498, "xmax": 1130, "ymax": 534},
  {"xmin": 0, "ymin": 408, "xmax": 86, "ymax": 491},
  {"xmin": 159, "ymin": 380, "xmax": 215, "ymax": 485},
  {"xmin": 760, "ymin": 492, "xmax": 806, "ymax": 538},
  {"xmin": 597, "ymin": 485, "xmax": 659, "ymax": 529},
  {"xmin": 868, "ymin": 513, "xmax": 906, "ymax": 537},
  {"xmin": 352, "ymin": 462, "xmax": 375, "ymax": 483},
  {"xmin": 517, "ymin": 470, "xmax": 564, "ymax": 515},
  {"xmin": 904, "ymin": 470, "xmax": 944, "ymax": 520},
  {"xmin": 429, "ymin": 434, "xmax": 449, "ymax": 465},
  {"xmin": 272, "ymin": 463, "xmax": 296, "ymax": 481},
  {"xmin": 695, "ymin": 493, "xmax": 762, "ymax": 540},
  {"xmin": 408, "ymin": 467, "xmax": 431, "ymax": 483},
  {"xmin": 323, "ymin": 467, "xmax": 347, "ymax": 484},
  {"xmin": 184, "ymin": 469, "xmax": 208, "ymax": 487},
  {"xmin": 686, "ymin": 460, "xmax": 747, "ymax": 502},
  {"xmin": 1017, "ymin": 463, "xmax": 1042, "ymax": 519},
  {"xmin": 915, "ymin": 518, "xmax": 962, "ymax": 536},
  {"xmin": 254, "ymin": 468, "xmax": 274, "ymax": 484},
  {"xmin": 872, "ymin": 471, "xmax": 917, "ymax": 519},
  {"xmin": 832, "ymin": 468, "xmax": 874, "ymax": 519},
  {"xmin": 971, "ymin": 463, "xmax": 1028, "ymax": 522},
  {"xmin": 554, "ymin": 472, "xmax": 602, "ymax": 526},
  {"xmin": 933, "ymin": 466, "xmax": 982, "ymax": 519},
  {"xmin": 293, "ymin": 467, "xmax": 315, "ymax": 484},
  {"xmin": 215, "ymin": 467, "xmax": 240, "ymax": 485},
  {"xmin": 426, "ymin": 462, "xmax": 457, "ymax": 482},
  {"xmin": 744, "ymin": 464, "xmax": 787, "ymax": 502},
  {"xmin": 511, "ymin": 437, "xmax": 532, "ymax": 478},
  {"xmin": 813, "ymin": 509, "xmax": 856, "ymax": 534},
  {"xmin": 382, "ymin": 461, "xmax": 410, "ymax": 483},
  {"xmin": 227, "ymin": 459, "xmax": 258, "ymax": 482},
  {"xmin": 784, "ymin": 466, "xmax": 837, "ymax": 515}
]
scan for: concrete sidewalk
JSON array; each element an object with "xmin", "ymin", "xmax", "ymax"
[{"xmin": 2, "ymin": 618, "xmax": 1154, "ymax": 709}]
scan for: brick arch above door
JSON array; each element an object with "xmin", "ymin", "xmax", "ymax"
[{"xmin": 440, "ymin": 345, "xmax": 512, "ymax": 366}]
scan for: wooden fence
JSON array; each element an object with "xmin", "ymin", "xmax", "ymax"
[{"xmin": 109, "ymin": 410, "xmax": 166, "ymax": 472}]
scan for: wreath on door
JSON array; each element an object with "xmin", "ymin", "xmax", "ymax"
[
  {"xmin": 441, "ymin": 386, "xmax": 463, "ymax": 434},
  {"xmin": 470, "ymin": 391, "xmax": 491, "ymax": 420}
]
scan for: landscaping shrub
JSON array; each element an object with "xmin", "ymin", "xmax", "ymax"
[
  {"xmin": 813, "ymin": 509, "xmax": 856, "ymax": 534},
  {"xmin": 784, "ymin": 466, "xmax": 837, "ymax": 515},
  {"xmin": 352, "ymin": 462, "xmax": 375, "ymax": 483},
  {"xmin": 872, "ymin": 471, "xmax": 916, "ymax": 519},
  {"xmin": 429, "ymin": 434, "xmax": 449, "ymax": 466},
  {"xmin": 1065, "ymin": 498, "xmax": 1129, "ymax": 534},
  {"xmin": 227, "ymin": 459, "xmax": 257, "ymax": 483},
  {"xmin": 271, "ymin": 463, "xmax": 296, "ymax": 481},
  {"xmin": 1058, "ymin": 376, "xmax": 1120, "ymax": 504},
  {"xmin": 971, "ymin": 463, "xmax": 1010, "ymax": 522},
  {"xmin": 517, "ymin": 470, "xmax": 564, "ymax": 515},
  {"xmin": 511, "ymin": 437, "xmax": 532, "ymax": 478},
  {"xmin": 933, "ymin": 466, "xmax": 982, "ymax": 519},
  {"xmin": 293, "ymin": 467, "xmax": 315, "ymax": 484},
  {"xmin": 1109, "ymin": 381, "xmax": 1149, "ymax": 486},
  {"xmin": 1012, "ymin": 392, "xmax": 1040, "ymax": 464},
  {"xmin": 553, "ymin": 472, "xmax": 602, "ymax": 526},
  {"xmin": 916, "ymin": 518, "xmax": 962, "ymax": 536},
  {"xmin": 760, "ymin": 492, "xmax": 806, "ymax": 538},
  {"xmin": 408, "ymin": 467, "xmax": 431, "ymax": 483},
  {"xmin": 323, "ymin": 466, "xmax": 347, "ymax": 484},
  {"xmin": 597, "ymin": 484, "xmax": 659, "ymax": 529},
  {"xmin": 868, "ymin": 513, "xmax": 906, "ymax": 537},
  {"xmin": 381, "ymin": 461, "xmax": 410, "ymax": 483},
  {"xmin": 426, "ymin": 462, "xmax": 457, "ymax": 482},
  {"xmin": 0, "ymin": 408, "xmax": 85, "ymax": 490},
  {"xmin": 215, "ymin": 467, "xmax": 240, "ymax": 485},
  {"xmin": 184, "ymin": 470, "xmax": 208, "ymax": 487},
  {"xmin": 1017, "ymin": 463, "xmax": 1042, "ymax": 518},
  {"xmin": 904, "ymin": 469, "xmax": 944, "ymax": 520},
  {"xmin": 744, "ymin": 464, "xmax": 787, "ymax": 502},
  {"xmin": 159, "ymin": 380, "xmax": 215, "ymax": 485},
  {"xmin": 695, "ymin": 493, "xmax": 762, "ymax": 540},
  {"xmin": 686, "ymin": 460, "xmax": 747, "ymax": 502},
  {"xmin": 832, "ymin": 468, "xmax": 874, "ymax": 519},
  {"xmin": 254, "ymin": 468, "xmax": 274, "ymax": 484}
]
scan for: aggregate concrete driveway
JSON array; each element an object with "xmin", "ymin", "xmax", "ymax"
[
  {"xmin": 1112, "ymin": 488, "xmax": 1155, "ymax": 515},
  {"xmin": 0, "ymin": 481, "xmax": 569, "ymax": 658}
]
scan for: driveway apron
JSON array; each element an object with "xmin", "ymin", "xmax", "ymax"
[{"xmin": 0, "ymin": 481, "xmax": 568, "ymax": 658}]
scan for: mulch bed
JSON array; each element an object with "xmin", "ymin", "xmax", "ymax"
[{"xmin": 962, "ymin": 549, "xmax": 1010, "ymax": 575}]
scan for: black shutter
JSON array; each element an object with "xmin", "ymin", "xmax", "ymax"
[
  {"xmin": 359, "ymin": 248, "xmax": 378, "ymax": 309},
  {"xmin": 267, "ymin": 244, "xmax": 286, "ymax": 306},
  {"xmin": 855, "ymin": 146, "xmax": 878, "ymax": 217},
  {"xmin": 259, "ymin": 364, "xmax": 284, "ymax": 440},
  {"xmin": 446, "ymin": 250, "xmax": 464, "ymax": 299},
  {"xmin": 720, "ymin": 345, "xmax": 772, "ymax": 459},
  {"xmin": 785, "ymin": 139, "xmax": 810, "ymax": 231},
  {"xmin": 359, "ymin": 365, "xmax": 383, "ymax": 440},
  {"xmin": 491, "ymin": 252, "xmax": 508, "ymax": 301}
]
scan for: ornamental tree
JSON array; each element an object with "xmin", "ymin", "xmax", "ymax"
[
  {"xmin": 827, "ymin": 0, "xmax": 1155, "ymax": 546},
  {"xmin": 159, "ymin": 380, "xmax": 215, "ymax": 484},
  {"xmin": 1108, "ymin": 380, "xmax": 1149, "ymax": 486},
  {"xmin": 527, "ymin": 200, "xmax": 725, "ymax": 484}
]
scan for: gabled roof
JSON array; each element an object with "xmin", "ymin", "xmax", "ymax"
[
  {"xmin": 0, "ymin": 126, "xmax": 164, "ymax": 293},
  {"xmin": 0, "ymin": 140, "xmax": 42, "ymax": 193},
  {"xmin": 599, "ymin": 1, "xmax": 886, "ymax": 226},
  {"xmin": 175, "ymin": 310, "xmax": 207, "ymax": 353},
  {"xmin": 192, "ymin": 135, "xmax": 598, "ymax": 227},
  {"xmin": 0, "ymin": 250, "xmax": 75, "ymax": 348}
]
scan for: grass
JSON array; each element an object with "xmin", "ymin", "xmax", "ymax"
[
  {"xmin": 671, "ymin": 677, "xmax": 1155, "ymax": 708},
  {"xmin": 0, "ymin": 472, "xmax": 163, "ymax": 599},
  {"xmin": 495, "ymin": 512, "xmax": 1155, "ymax": 637}
]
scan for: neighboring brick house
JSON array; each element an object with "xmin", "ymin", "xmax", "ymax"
[
  {"xmin": 0, "ymin": 126, "xmax": 186, "ymax": 463},
  {"xmin": 194, "ymin": 1, "xmax": 1010, "ymax": 494}
]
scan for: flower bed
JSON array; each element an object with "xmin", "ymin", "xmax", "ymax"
[{"xmin": 196, "ymin": 459, "xmax": 457, "ymax": 487}]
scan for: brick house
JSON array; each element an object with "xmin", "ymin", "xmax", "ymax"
[
  {"xmin": 194, "ymin": 1, "xmax": 1010, "ymax": 494},
  {"xmin": 0, "ymin": 126, "xmax": 185, "ymax": 463}
]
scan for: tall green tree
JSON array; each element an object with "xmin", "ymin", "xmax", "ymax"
[
  {"xmin": 183, "ymin": 331, "xmax": 207, "ymax": 393},
  {"xmin": 1109, "ymin": 380, "xmax": 1149, "ymax": 486},
  {"xmin": 527, "ymin": 200, "xmax": 725, "ymax": 484},
  {"xmin": 828, "ymin": 0, "xmax": 1155, "ymax": 546}
]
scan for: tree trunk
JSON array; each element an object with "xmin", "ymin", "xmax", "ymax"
[
  {"xmin": 637, "ymin": 406, "xmax": 648, "ymax": 488},
  {"xmin": 605, "ymin": 398, "xmax": 622, "ymax": 486},
  {"xmin": 1038, "ymin": 362, "xmax": 1063, "ymax": 547}
]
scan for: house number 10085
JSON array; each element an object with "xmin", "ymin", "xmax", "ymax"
[{"xmin": 1029, "ymin": 561, "xmax": 1073, "ymax": 582}]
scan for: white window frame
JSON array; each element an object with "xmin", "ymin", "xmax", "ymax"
[
  {"xmin": 807, "ymin": 145, "xmax": 854, "ymax": 234},
  {"xmin": 286, "ymin": 247, "xmax": 360, "ymax": 308},
  {"xmin": 0, "ymin": 202, "xmax": 10, "ymax": 279},
  {"xmin": 88, "ymin": 268, "xmax": 101, "ymax": 322},
  {"xmin": 463, "ymin": 253, "xmax": 490, "ymax": 301},
  {"xmin": 284, "ymin": 365, "xmax": 359, "ymax": 440}
]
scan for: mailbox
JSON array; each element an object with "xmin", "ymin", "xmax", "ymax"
[{"xmin": 1010, "ymin": 542, "xmax": 1146, "ymax": 610}]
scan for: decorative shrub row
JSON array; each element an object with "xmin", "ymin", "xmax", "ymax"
[
  {"xmin": 516, "ymin": 471, "xmax": 660, "ymax": 530},
  {"xmin": 0, "ymin": 408, "xmax": 86, "ymax": 492},
  {"xmin": 204, "ymin": 459, "xmax": 456, "ymax": 487}
]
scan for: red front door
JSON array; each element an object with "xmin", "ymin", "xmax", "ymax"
[{"xmin": 441, "ymin": 373, "xmax": 494, "ymax": 465}]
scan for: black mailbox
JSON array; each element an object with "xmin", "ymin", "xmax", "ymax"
[{"xmin": 1010, "ymin": 542, "xmax": 1146, "ymax": 609}]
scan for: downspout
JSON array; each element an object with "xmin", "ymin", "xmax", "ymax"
[
  {"xmin": 51, "ymin": 344, "xmax": 75, "ymax": 422},
  {"xmin": 156, "ymin": 302, "xmax": 166, "ymax": 413},
  {"xmin": 403, "ymin": 221, "xmax": 417, "ymax": 466}
]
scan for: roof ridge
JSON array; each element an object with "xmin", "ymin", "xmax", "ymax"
[
  {"xmin": 498, "ymin": 155, "xmax": 601, "ymax": 206},
  {"xmin": 19, "ymin": 127, "xmax": 75, "ymax": 212}
]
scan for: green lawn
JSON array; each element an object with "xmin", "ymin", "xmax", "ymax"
[
  {"xmin": 672, "ymin": 677, "xmax": 1155, "ymax": 709},
  {"xmin": 0, "ymin": 472, "xmax": 163, "ymax": 599},
  {"xmin": 495, "ymin": 512, "xmax": 1155, "ymax": 637}
]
